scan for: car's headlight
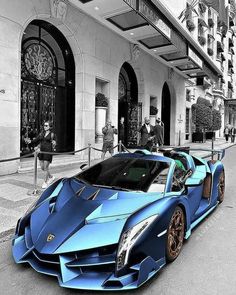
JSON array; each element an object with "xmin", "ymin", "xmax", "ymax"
[{"xmin": 116, "ymin": 215, "xmax": 158, "ymax": 271}]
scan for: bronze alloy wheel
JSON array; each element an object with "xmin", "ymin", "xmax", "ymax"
[
  {"xmin": 218, "ymin": 171, "xmax": 225, "ymax": 203},
  {"xmin": 166, "ymin": 206, "xmax": 185, "ymax": 262}
]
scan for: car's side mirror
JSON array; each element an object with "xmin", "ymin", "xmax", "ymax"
[
  {"xmin": 80, "ymin": 163, "xmax": 88, "ymax": 171},
  {"xmin": 180, "ymin": 169, "xmax": 203, "ymax": 187},
  {"xmin": 185, "ymin": 176, "xmax": 203, "ymax": 187}
]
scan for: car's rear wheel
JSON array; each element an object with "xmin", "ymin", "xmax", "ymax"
[
  {"xmin": 166, "ymin": 206, "xmax": 185, "ymax": 262},
  {"xmin": 218, "ymin": 170, "xmax": 225, "ymax": 203}
]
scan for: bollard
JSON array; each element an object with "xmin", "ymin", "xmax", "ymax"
[
  {"xmin": 88, "ymin": 143, "xmax": 91, "ymax": 167},
  {"xmin": 119, "ymin": 140, "xmax": 122, "ymax": 153},
  {"xmin": 27, "ymin": 150, "xmax": 41, "ymax": 196},
  {"xmin": 211, "ymin": 135, "xmax": 214, "ymax": 160}
]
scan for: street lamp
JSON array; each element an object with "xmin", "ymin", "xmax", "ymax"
[{"xmin": 209, "ymin": 105, "xmax": 214, "ymax": 160}]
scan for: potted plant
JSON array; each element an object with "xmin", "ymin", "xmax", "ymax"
[
  {"xmin": 207, "ymin": 47, "xmax": 214, "ymax": 56},
  {"xmin": 206, "ymin": 109, "xmax": 222, "ymax": 140},
  {"xmin": 150, "ymin": 105, "xmax": 158, "ymax": 115},
  {"xmin": 186, "ymin": 19, "xmax": 195, "ymax": 32},
  {"xmin": 198, "ymin": 35, "xmax": 206, "ymax": 46},
  {"xmin": 208, "ymin": 18, "xmax": 214, "ymax": 28},
  {"xmin": 95, "ymin": 93, "xmax": 108, "ymax": 143},
  {"xmin": 150, "ymin": 105, "xmax": 158, "ymax": 125},
  {"xmin": 95, "ymin": 92, "xmax": 108, "ymax": 107},
  {"xmin": 192, "ymin": 97, "xmax": 211, "ymax": 142}
]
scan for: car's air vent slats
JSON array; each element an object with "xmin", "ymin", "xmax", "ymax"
[
  {"xmin": 76, "ymin": 186, "xmax": 85, "ymax": 197},
  {"xmin": 32, "ymin": 250, "xmax": 60, "ymax": 264},
  {"xmin": 87, "ymin": 189, "xmax": 100, "ymax": 200},
  {"xmin": 66, "ymin": 254, "xmax": 116, "ymax": 267}
]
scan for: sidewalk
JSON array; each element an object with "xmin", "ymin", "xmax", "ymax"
[{"xmin": 0, "ymin": 137, "xmax": 235, "ymax": 237}]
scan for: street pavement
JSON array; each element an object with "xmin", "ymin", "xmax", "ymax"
[{"xmin": 0, "ymin": 137, "xmax": 234, "ymax": 236}]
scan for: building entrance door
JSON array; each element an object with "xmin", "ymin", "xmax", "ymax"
[
  {"xmin": 161, "ymin": 82, "xmax": 171, "ymax": 145},
  {"xmin": 118, "ymin": 63, "xmax": 138, "ymax": 148},
  {"xmin": 20, "ymin": 20, "xmax": 75, "ymax": 155},
  {"xmin": 21, "ymin": 81, "xmax": 56, "ymax": 154}
]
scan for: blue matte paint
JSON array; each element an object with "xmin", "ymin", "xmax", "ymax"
[{"xmin": 12, "ymin": 150, "xmax": 225, "ymax": 290}]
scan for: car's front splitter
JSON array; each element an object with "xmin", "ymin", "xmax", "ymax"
[{"xmin": 12, "ymin": 232, "xmax": 166, "ymax": 290}]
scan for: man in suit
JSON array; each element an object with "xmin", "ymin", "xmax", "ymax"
[
  {"xmin": 138, "ymin": 117, "xmax": 155, "ymax": 151},
  {"xmin": 118, "ymin": 117, "xmax": 125, "ymax": 151},
  {"xmin": 153, "ymin": 118, "xmax": 164, "ymax": 147}
]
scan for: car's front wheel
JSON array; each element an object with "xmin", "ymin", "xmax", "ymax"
[
  {"xmin": 218, "ymin": 170, "xmax": 225, "ymax": 203},
  {"xmin": 166, "ymin": 206, "xmax": 185, "ymax": 262}
]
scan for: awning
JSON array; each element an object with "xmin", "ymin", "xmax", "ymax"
[{"xmin": 122, "ymin": 0, "xmax": 223, "ymax": 81}]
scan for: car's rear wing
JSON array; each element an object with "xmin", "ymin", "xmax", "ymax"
[
  {"xmin": 158, "ymin": 146, "xmax": 225, "ymax": 160},
  {"xmin": 187, "ymin": 148, "xmax": 225, "ymax": 160}
]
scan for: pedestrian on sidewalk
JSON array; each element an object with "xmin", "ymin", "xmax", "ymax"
[
  {"xmin": 138, "ymin": 117, "xmax": 155, "ymax": 151},
  {"xmin": 26, "ymin": 121, "xmax": 57, "ymax": 189},
  {"xmin": 231, "ymin": 126, "xmax": 236, "ymax": 143},
  {"xmin": 224, "ymin": 124, "xmax": 230, "ymax": 142},
  {"xmin": 118, "ymin": 117, "xmax": 125, "ymax": 152},
  {"xmin": 101, "ymin": 120, "xmax": 117, "ymax": 160},
  {"xmin": 153, "ymin": 118, "xmax": 164, "ymax": 148}
]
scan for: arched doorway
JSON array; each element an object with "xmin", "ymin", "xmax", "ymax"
[
  {"xmin": 161, "ymin": 82, "xmax": 171, "ymax": 145},
  {"xmin": 20, "ymin": 20, "xmax": 75, "ymax": 154},
  {"xmin": 118, "ymin": 62, "xmax": 138, "ymax": 147}
]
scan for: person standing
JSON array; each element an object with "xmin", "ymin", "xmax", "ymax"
[
  {"xmin": 153, "ymin": 118, "xmax": 164, "ymax": 147},
  {"xmin": 231, "ymin": 126, "xmax": 236, "ymax": 143},
  {"xmin": 224, "ymin": 124, "xmax": 230, "ymax": 142},
  {"xmin": 118, "ymin": 117, "xmax": 125, "ymax": 152},
  {"xmin": 26, "ymin": 121, "xmax": 57, "ymax": 189},
  {"xmin": 138, "ymin": 117, "xmax": 155, "ymax": 151},
  {"xmin": 101, "ymin": 120, "xmax": 117, "ymax": 160}
]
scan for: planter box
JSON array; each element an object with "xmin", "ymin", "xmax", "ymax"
[
  {"xmin": 192, "ymin": 132, "xmax": 206, "ymax": 143},
  {"xmin": 206, "ymin": 131, "xmax": 215, "ymax": 140}
]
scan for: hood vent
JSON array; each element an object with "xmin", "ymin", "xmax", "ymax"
[
  {"xmin": 87, "ymin": 189, "xmax": 100, "ymax": 201},
  {"xmin": 76, "ymin": 186, "xmax": 85, "ymax": 197}
]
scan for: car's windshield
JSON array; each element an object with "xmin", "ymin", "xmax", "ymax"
[{"xmin": 75, "ymin": 157, "xmax": 170, "ymax": 192}]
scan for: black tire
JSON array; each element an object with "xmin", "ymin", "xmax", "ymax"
[
  {"xmin": 218, "ymin": 170, "xmax": 225, "ymax": 203},
  {"xmin": 166, "ymin": 206, "xmax": 185, "ymax": 262}
]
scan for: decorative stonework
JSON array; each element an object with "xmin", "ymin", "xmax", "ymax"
[
  {"xmin": 131, "ymin": 44, "xmax": 141, "ymax": 61},
  {"xmin": 50, "ymin": 0, "xmax": 67, "ymax": 21},
  {"xmin": 168, "ymin": 68, "xmax": 174, "ymax": 80},
  {"xmin": 24, "ymin": 44, "xmax": 53, "ymax": 80}
]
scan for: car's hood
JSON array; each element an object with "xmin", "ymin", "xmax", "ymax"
[{"xmin": 30, "ymin": 179, "xmax": 162, "ymax": 254}]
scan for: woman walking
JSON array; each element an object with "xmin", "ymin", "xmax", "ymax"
[{"xmin": 27, "ymin": 121, "xmax": 56, "ymax": 189}]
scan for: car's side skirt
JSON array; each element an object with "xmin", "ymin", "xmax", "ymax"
[{"xmin": 185, "ymin": 202, "xmax": 218, "ymax": 239}]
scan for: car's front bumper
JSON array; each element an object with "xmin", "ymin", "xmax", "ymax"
[{"xmin": 12, "ymin": 230, "xmax": 166, "ymax": 290}]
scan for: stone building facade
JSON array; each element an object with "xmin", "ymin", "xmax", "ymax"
[{"xmin": 0, "ymin": 0, "xmax": 187, "ymax": 175}]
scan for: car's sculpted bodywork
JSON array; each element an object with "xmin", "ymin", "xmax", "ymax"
[{"xmin": 12, "ymin": 150, "xmax": 225, "ymax": 290}]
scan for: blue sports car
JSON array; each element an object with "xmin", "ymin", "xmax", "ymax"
[{"xmin": 12, "ymin": 148, "xmax": 225, "ymax": 290}]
